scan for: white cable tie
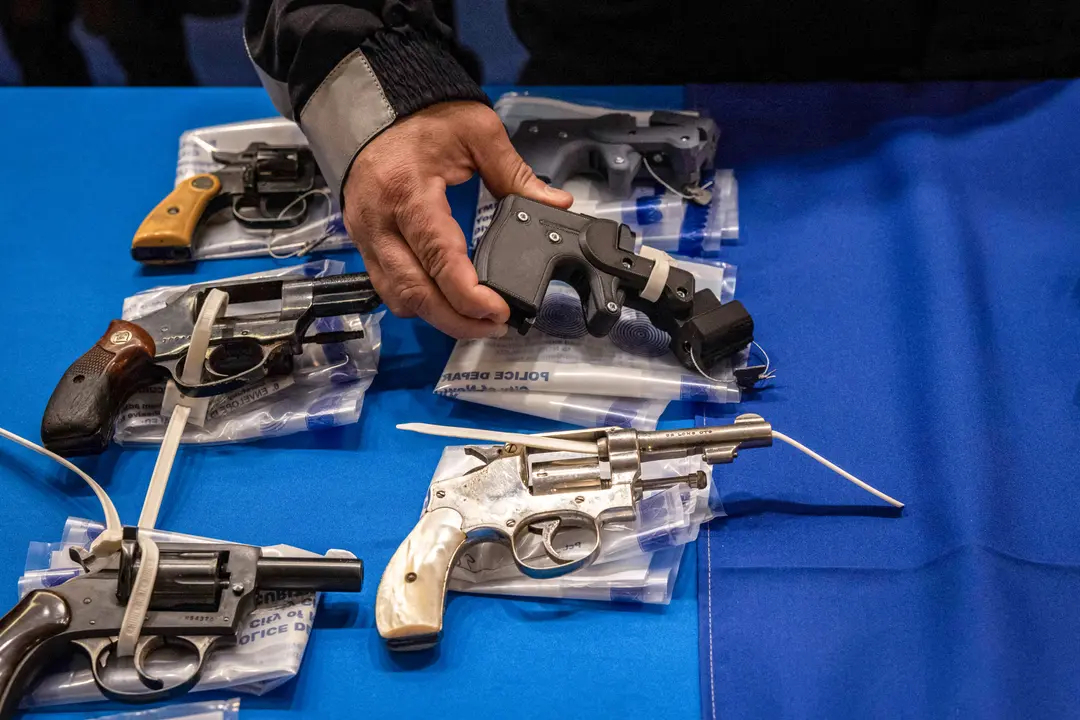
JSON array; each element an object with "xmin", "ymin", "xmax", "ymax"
[
  {"xmin": 117, "ymin": 532, "xmax": 159, "ymax": 657},
  {"xmin": 396, "ymin": 423, "xmax": 599, "ymax": 455},
  {"xmin": 772, "ymin": 430, "xmax": 904, "ymax": 508},
  {"xmin": 0, "ymin": 427, "xmax": 123, "ymax": 565},
  {"xmin": 123, "ymin": 289, "xmax": 229, "ymax": 653},
  {"xmin": 637, "ymin": 245, "xmax": 674, "ymax": 303}
]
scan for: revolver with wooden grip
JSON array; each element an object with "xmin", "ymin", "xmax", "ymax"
[
  {"xmin": 132, "ymin": 142, "xmax": 325, "ymax": 264},
  {"xmin": 474, "ymin": 195, "xmax": 754, "ymax": 376},
  {"xmin": 40, "ymin": 272, "xmax": 380, "ymax": 456},
  {"xmin": 375, "ymin": 415, "xmax": 774, "ymax": 650},
  {"xmin": 0, "ymin": 530, "xmax": 363, "ymax": 718}
]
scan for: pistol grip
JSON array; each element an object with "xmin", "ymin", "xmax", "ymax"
[
  {"xmin": 474, "ymin": 195, "xmax": 623, "ymax": 336},
  {"xmin": 41, "ymin": 320, "xmax": 158, "ymax": 456},
  {"xmin": 376, "ymin": 507, "xmax": 467, "ymax": 651},
  {"xmin": 132, "ymin": 173, "xmax": 222, "ymax": 264},
  {"xmin": 0, "ymin": 591, "xmax": 71, "ymax": 720}
]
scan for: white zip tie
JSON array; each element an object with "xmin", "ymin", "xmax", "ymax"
[
  {"xmin": 637, "ymin": 245, "xmax": 674, "ymax": 303},
  {"xmin": 0, "ymin": 427, "xmax": 122, "ymax": 565},
  {"xmin": 396, "ymin": 423, "xmax": 599, "ymax": 455},
  {"xmin": 772, "ymin": 430, "xmax": 904, "ymax": 508},
  {"xmin": 119, "ymin": 288, "xmax": 229, "ymax": 657}
]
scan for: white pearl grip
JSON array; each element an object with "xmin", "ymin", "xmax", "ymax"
[{"xmin": 376, "ymin": 507, "xmax": 468, "ymax": 647}]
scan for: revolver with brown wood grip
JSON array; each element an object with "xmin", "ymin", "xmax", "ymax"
[{"xmin": 40, "ymin": 272, "xmax": 380, "ymax": 456}]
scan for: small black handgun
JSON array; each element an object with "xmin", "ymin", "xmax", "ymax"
[
  {"xmin": 40, "ymin": 272, "xmax": 381, "ymax": 456},
  {"xmin": 132, "ymin": 142, "xmax": 326, "ymax": 264},
  {"xmin": 510, "ymin": 112, "xmax": 718, "ymax": 198},
  {"xmin": 473, "ymin": 195, "xmax": 753, "ymax": 375},
  {"xmin": 0, "ymin": 529, "xmax": 362, "ymax": 717}
]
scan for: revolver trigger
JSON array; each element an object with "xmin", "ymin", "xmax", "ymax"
[
  {"xmin": 532, "ymin": 518, "xmax": 565, "ymax": 563},
  {"xmin": 133, "ymin": 636, "xmax": 167, "ymax": 690}
]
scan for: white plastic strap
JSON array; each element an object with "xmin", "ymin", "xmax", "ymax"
[
  {"xmin": 638, "ymin": 246, "xmax": 673, "ymax": 303},
  {"xmin": 397, "ymin": 423, "xmax": 598, "ymax": 455},
  {"xmin": 0, "ymin": 427, "xmax": 122, "ymax": 565},
  {"xmin": 120, "ymin": 289, "xmax": 229, "ymax": 656}
]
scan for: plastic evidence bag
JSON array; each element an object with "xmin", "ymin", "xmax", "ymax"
[
  {"xmin": 175, "ymin": 118, "xmax": 351, "ymax": 260},
  {"xmin": 112, "ymin": 260, "xmax": 382, "ymax": 446},
  {"xmin": 435, "ymin": 256, "xmax": 743, "ymax": 413},
  {"xmin": 470, "ymin": 93, "xmax": 739, "ymax": 256},
  {"xmin": 91, "ymin": 698, "xmax": 240, "ymax": 720},
  {"xmin": 428, "ymin": 446, "xmax": 717, "ymax": 604},
  {"xmin": 17, "ymin": 518, "xmax": 354, "ymax": 709}
]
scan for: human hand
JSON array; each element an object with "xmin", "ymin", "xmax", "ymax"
[{"xmin": 343, "ymin": 101, "xmax": 573, "ymax": 338}]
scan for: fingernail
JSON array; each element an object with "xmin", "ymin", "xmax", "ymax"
[{"xmin": 487, "ymin": 323, "xmax": 509, "ymax": 339}]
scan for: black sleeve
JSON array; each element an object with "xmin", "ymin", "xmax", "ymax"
[{"xmin": 244, "ymin": 1, "xmax": 489, "ymax": 199}]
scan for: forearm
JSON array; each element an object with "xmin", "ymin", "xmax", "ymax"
[{"xmin": 244, "ymin": 0, "xmax": 489, "ymax": 199}]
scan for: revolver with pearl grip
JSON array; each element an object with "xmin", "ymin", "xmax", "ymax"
[{"xmin": 375, "ymin": 414, "xmax": 774, "ymax": 650}]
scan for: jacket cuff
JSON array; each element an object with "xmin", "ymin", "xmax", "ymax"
[{"xmin": 297, "ymin": 28, "xmax": 489, "ymax": 202}]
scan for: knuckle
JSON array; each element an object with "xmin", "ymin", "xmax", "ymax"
[
  {"xmin": 415, "ymin": 238, "xmax": 451, "ymax": 281},
  {"xmin": 395, "ymin": 281, "xmax": 432, "ymax": 317}
]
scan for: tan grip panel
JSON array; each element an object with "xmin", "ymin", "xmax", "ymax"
[{"xmin": 132, "ymin": 174, "xmax": 221, "ymax": 263}]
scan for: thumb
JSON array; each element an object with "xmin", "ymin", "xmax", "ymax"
[{"xmin": 469, "ymin": 129, "xmax": 574, "ymax": 209}]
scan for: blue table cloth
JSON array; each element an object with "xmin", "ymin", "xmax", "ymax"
[
  {"xmin": 0, "ymin": 85, "xmax": 698, "ymax": 719},
  {"xmin": 692, "ymin": 81, "xmax": 1080, "ymax": 719},
  {"xmin": 1, "ymin": 81, "xmax": 1077, "ymax": 719}
]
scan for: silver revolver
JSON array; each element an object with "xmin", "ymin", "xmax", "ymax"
[{"xmin": 375, "ymin": 414, "xmax": 774, "ymax": 650}]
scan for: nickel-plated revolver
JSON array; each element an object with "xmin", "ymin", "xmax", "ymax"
[{"xmin": 375, "ymin": 414, "xmax": 774, "ymax": 650}]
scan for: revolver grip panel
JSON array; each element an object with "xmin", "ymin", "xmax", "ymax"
[
  {"xmin": 376, "ymin": 507, "xmax": 468, "ymax": 651},
  {"xmin": 132, "ymin": 173, "xmax": 222, "ymax": 264},
  {"xmin": 41, "ymin": 319, "xmax": 158, "ymax": 456},
  {"xmin": 0, "ymin": 591, "xmax": 71, "ymax": 720}
]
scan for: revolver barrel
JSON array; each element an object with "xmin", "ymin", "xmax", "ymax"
[{"xmin": 256, "ymin": 557, "xmax": 364, "ymax": 593}]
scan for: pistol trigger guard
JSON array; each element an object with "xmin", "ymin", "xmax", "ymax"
[{"xmin": 511, "ymin": 514, "xmax": 603, "ymax": 580}]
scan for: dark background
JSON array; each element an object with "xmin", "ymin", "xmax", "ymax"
[{"xmin": 0, "ymin": 0, "xmax": 527, "ymax": 85}]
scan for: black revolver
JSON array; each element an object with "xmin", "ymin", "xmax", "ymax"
[
  {"xmin": 474, "ymin": 195, "xmax": 753, "ymax": 375},
  {"xmin": 0, "ymin": 530, "xmax": 362, "ymax": 717},
  {"xmin": 40, "ymin": 272, "xmax": 381, "ymax": 456},
  {"xmin": 132, "ymin": 142, "xmax": 326, "ymax": 264},
  {"xmin": 510, "ymin": 112, "xmax": 718, "ymax": 198}
]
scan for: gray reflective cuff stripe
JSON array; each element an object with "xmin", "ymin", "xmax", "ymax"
[
  {"xmin": 254, "ymin": 65, "xmax": 294, "ymax": 121},
  {"xmin": 244, "ymin": 34, "xmax": 294, "ymax": 121},
  {"xmin": 299, "ymin": 49, "xmax": 397, "ymax": 201}
]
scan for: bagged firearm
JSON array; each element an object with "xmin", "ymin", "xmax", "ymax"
[
  {"xmin": 171, "ymin": 118, "xmax": 352, "ymax": 260},
  {"xmin": 428, "ymin": 446, "xmax": 722, "ymax": 604},
  {"xmin": 113, "ymin": 261, "xmax": 382, "ymax": 446},
  {"xmin": 435, "ymin": 256, "xmax": 744, "ymax": 423},
  {"xmin": 16, "ymin": 519, "xmax": 354, "ymax": 709}
]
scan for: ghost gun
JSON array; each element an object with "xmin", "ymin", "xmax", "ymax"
[{"xmin": 510, "ymin": 111, "xmax": 718, "ymax": 199}]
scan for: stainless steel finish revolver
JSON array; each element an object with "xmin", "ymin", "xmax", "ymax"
[{"xmin": 376, "ymin": 414, "xmax": 774, "ymax": 651}]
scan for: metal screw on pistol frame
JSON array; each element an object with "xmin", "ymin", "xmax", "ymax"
[
  {"xmin": 548, "ymin": 231, "xmax": 562, "ymax": 243},
  {"xmin": 606, "ymin": 301, "xmax": 619, "ymax": 313},
  {"xmin": 516, "ymin": 211, "xmax": 530, "ymax": 222}
]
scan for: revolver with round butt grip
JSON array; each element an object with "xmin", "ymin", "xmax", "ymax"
[{"xmin": 376, "ymin": 415, "xmax": 774, "ymax": 650}]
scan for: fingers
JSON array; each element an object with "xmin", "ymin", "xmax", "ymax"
[
  {"xmin": 467, "ymin": 116, "xmax": 574, "ymax": 209},
  {"xmin": 394, "ymin": 183, "xmax": 510, "ymax": 325},
  {"xmin": 356, "ymin": 227, "xmax": 508, "ymax": 340}
]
